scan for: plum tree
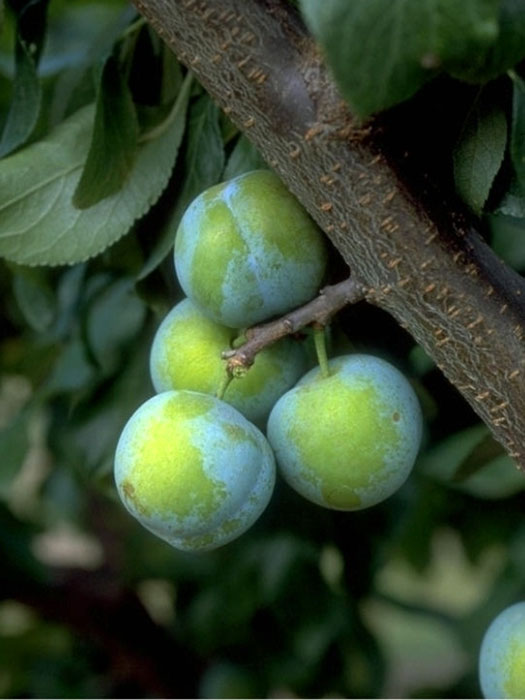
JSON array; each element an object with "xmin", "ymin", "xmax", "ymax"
[
  {"xmin": 114, "ymin": 390, "xmax": 276, "ymax": 551},
  {"xmin": 174, "ymin": 169, "xmax": 328, "ymax": 328},
  {"xmin": 267, "ymin": 354, "xmax": 423, "ymax": 510},
  {"xmin": 479, "ymin": 601, "xmax": 525, "ymax": 699},
  {"xmin": 149, "ymin": 297, "xmax": 308, "ymax": 426}
]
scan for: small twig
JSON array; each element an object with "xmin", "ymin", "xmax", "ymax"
[{"xmin": 222, "ymin": 276, "xmax": 367, "ymax": 373}]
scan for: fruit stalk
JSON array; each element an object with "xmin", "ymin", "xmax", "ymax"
[{"xmin": 221, "ymin": 276, "xmax": 366, "ymax": 373}]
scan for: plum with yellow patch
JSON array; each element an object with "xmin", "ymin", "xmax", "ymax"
[
  {"xmin": 149, "ymin": 298, "xmax": 308, "ymax": 426},
  {"xmin": 267, "ymin": 354, "xmax": 422, "ymax": 510},
  {"xmin": 114, "ymin": 390, "xmax": 276, "ymax": 551},
  {"xmin": 174, "ymin": 169, "xmax": 327, "ymax": 328},
  {"xmin": 479, "ymin": 601, "xmax": 525, "ymax": 698}
]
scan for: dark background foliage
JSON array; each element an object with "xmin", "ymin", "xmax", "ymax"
[{"xmin": 0, "ymin": 1, "xmax": 524, "ymax": 697}]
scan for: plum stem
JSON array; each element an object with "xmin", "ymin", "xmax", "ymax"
[
  {"xmin": 313, "ymin": 323, "xmax": 330, "ymax": 378},
  {"xmin": 216, "ymin": 371, "xmax": 233, "ymax": 401},
  {"xmin": 222, "ymin": 275, "xmax": 366, "ymax": 373}
]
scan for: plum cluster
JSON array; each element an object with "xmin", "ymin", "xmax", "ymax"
[{"xmin": 114, "ymin": 170, "xmax": 423, "ymax": 552}]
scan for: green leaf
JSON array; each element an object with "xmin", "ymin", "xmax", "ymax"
[
  {"xmin": 496, "ymin": 186, "xmax": 525, "ymax": 217},
  {"xmin": 0, "ymin": 411, "xmax": 29, "ymax": 500},
  {"xmin": 454, "ymin": 0, "xmax": 525, "ymax": 82},
  {"xmin": 0, "ymin": 73, "xmax": 192, "ymax": 266},
  {"xmin": 509, "ymin": 72, "xmax": 525, "ymax": 194},
  {"xmin": 419, "ymin": 423, "xmax": 525, "ymax": 499},
  {"xmin": 488, "ymin": 214, "xmax": 525, "ymax": 271},
  {"xmin": 173, "ymin": 94, "xmax": 225, "ymax": 226},
  {"xmin": 299, "ymin": 0, "xmax": 500, "ymax": 117},
  {"xmin": 72, "ymin": 56, "xmax": 139, "ymax": 209},
  {"xmin": 223, "ymin": 134, "xmax": 267, "ymax": 180},
  {"xmin": 84, "ymin": 277, "xmax": 147, "ymax": 373},
  {"xmin": 0, "ymin": 0, "xmax": 49, "ymax": 156},
  {"xmin": 453, "ymin": 89, "xmax": 507, "ymax": 214},
  {"xmin": 41, "ymin": 337, "xmax": 96, "ymax": 397},
  {"xmin": 138, "ymin": 93, "xmax": 224, "ymax": 279},
  {"xmin": 0, "ymin": 38, "xmax": 41, "ymax": 156},
  {"xmin": 12, "ymin": 266, "xmax": 56, "ymax": 332}
]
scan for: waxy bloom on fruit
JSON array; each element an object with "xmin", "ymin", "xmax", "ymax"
[
  {"xmin": 267, "ymin": 354, "xmax": 422, "ymax": 510},
  {"xmin": 149, "ymin": 298, "xmax": 308, "ymax": 426},
  {"xmin": 479, "ymin": 601, "xmax": 525, "ymax": 699},
  {"xmin": 174, "ymin": 169, "xmax": 327, "ymax": 328},
  {"xmin": 114, "ymin": 391, "xmax": 276, "ymax": 551}
]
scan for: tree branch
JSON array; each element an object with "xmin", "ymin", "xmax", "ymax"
[
  {"xmin": 132, "ymin": 0, "xmax": 525, "ymax": 469},
  {"xmin": 222, "ymin": 277, "xmax": 366, "ymax": 373}
]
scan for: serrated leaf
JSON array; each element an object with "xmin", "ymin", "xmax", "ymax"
[
  {"xmin": 0, "ymin": 73, "xmax": 192, "ymax": 266},
  {"xmin": 299, "ymin": 0, "xmax": 500, "ymax": 117},
  {"xmin": 138, "ymin": 93, "xmax": 224, "ymax": 279},
  {"xmin": 73, "ymin": 56, "xmax": 139, "ymax": 209},
  {"xmin": 453, "ymin": 90, "xmax": 507, "ymax": 214}
]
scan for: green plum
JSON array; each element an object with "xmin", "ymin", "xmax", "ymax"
[
  {"xmin": 149, "ymin": 298, "xmax": 308, "ymax": 426},
  {"xmin": 114, "ymin": 390, "xmax": 276, "ymax": 551},
  {"xmin": 174, "ymin": 169, "xmax": 327, "ymax": 328},
  {"xmin": 479, "ymin": 601, "xmax": 525, "ymax": 698},
  {"xmin": 267, "ymin": 354, "xmax": 422, "ymax": 510}
]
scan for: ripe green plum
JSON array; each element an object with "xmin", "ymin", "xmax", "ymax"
[
  {"xmin": 479, "ymin": 601, "xmax": 525, "ymax": 699},
  {"xmin": 174, "ymin": 169, "xmax": 327, "ymax": 328},
  {"xmin": 149, "ymin": 298, "xmax": 308, "ymax": 426},
  {"xmin": 267, "ymin": 354, "xmax": 422, "ymax": 510},
  {"xmin": 114, "ymin": 390, "xmax": 276, "ymax": 551}
]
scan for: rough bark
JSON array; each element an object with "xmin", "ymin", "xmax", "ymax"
[{"xmin": 132, "ymin": 0, "xmax": 525, "ymax": 469}]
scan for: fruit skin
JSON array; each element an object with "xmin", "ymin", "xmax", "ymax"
[
  {"xmin": 114, "ymin": 390, "xmax": 276, "ymax": 551},
  {"xmin": 174, "ymin": 169, "xmax": 327, "ymax": 328},
  {"xmin": 266, "ymin": 354, "xmax": 422, "ymax": 510},
  {"xmin": 479, "ymin": 601, "xmax": 525, "ymax": 699},
  {"xmin": 149, "ymin": 298, "xmax": 308, "ymax": 427}
]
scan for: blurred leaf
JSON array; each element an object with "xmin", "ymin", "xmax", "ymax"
[
  {"xmin": 408, "ymin": 345, "xmax": 436, "ymax": 376},
  {"xmin": 12, "ymin": 266, "xmax": 56, "ymax": 332},
  {"xmin": 138, "ymin": 92, "xmax": 224, "ymax": 279},
  {"xmin": 51, "ymin": 336, "xmax": 153, "ymax": 478},
  {"xmin": 420, "ymin": 423, "xmax": 525, "ymax": 498},
  {"xmin": 0, "ymin": 72, "xmax": 192, "ymax": 265},
  {"xmin": 223, "ymin": 134, "xmax": 267, "ymax": 180},
  {"xmin": 0, "ymin": 411, "xmax": 29, "ymax": 499},
  {"xmin": 0, "ymin": 37, "xmax": 41, "ymax": 156},
  {"xmin": 299, "ymin": 0, "xmax": 500, "ymax": 117},
  {"xmin": 85, "ymin": 277, "xmax": 147, "ymax": 373},
  {"xmin": 488, "ymin": 214, "xmax": 525, "ymax": 271},
  {"xmin": 0, "ymin": 0, "xmax": 48, "ymax": 156},
  {"xmin": 458, "ymin": 454, "xmax": 525, "ymax": 499},
  {"xmin": 41, "ymin": 337, "xmax": 96, "ymax": 397},
  {"xmin": 73, "ymin": 55, "xmax": 139, "ymax": 209},
  {"xmin": 509, "ymin": 71, "xmax": 525, "ymax": 194},
  {"xmin": 453, "ymin": 88, "xmax": 507, "ymax": 214},
  {"xmin": 200, "ymin": 662, "xmax": 261, "ymax": 700},
  {"xmin": 462, "ymin": 0, "xmax": 525, "ymax": 82}
]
